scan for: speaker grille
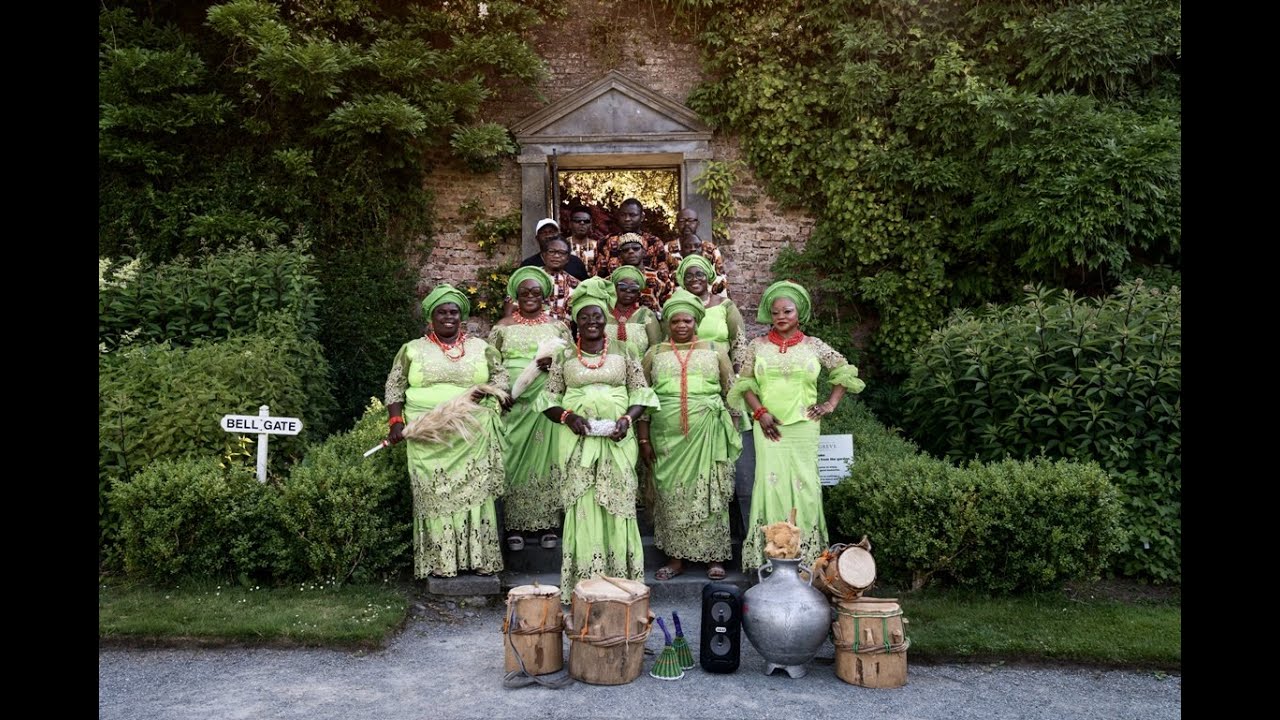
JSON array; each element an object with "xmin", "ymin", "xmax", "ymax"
[{"xmin": 700, "ymin": 582, "xmax": 743, "ymax": 673}]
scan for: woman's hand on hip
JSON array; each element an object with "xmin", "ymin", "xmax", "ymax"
[{"xmin": 805, "ymin": 401, "xmax": 833, "ymax": 420}]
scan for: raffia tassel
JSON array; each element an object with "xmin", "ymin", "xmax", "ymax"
[{"xmin": 402, "ymin": 384, "xmax": 509, "ymax": 445}]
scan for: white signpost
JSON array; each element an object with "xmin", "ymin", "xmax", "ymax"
[
  {"xmin": 817, "ymin": 434, "xmax": 855, "ymax": 486},
  {"xmin": 220, "ymin": 405, "xmax": 303, "ymax": 482}
]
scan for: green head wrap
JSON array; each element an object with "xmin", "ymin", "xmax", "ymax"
[
  {"xmin": 661, "ymin": 288, "xmax": 706, "ymax": 327},
  {"xmin": 757, "ymin": 280, "xmax": 811, "ymax": 324},
  {"xmin": 675, "ymin": 254, "xmax": 715, "ymax": 290},
  {"xmin": 569, "ymin": 276, "xmax": 617, "ymax": 319},
  {"xmin": 506, "ymin": 266, "xmax": 553, "ymax": 301},
  {"xmin": 610, "ymin": 265, "xmax": 647, "ymax": 289},
  {"xmin": 421, "ymin": 283, "xmax": 470, "ymax": 319}
]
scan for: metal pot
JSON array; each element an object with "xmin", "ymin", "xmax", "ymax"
[{"xmin": 742, "ymin": 557, "xmax": 831, "ymax": 678}]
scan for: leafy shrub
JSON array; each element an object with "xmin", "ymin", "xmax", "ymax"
[
  {"xmin": 99, "ymin": 323, "xmax": 333, "ymax": 566},
  {"xmin": 900, "ymin": 281, "xmax": 1180, "ymax": 582},
  {"xmin": 462, "ymin": 262, "xmax": 520, "ymax": 326},
  {"xmin": 681, "ymin": 0, "xmax": 1180, "ymax": 371},
  {"xmin": 450, "ymin": 122, "xmax": 518, "ymax": 173},
  {"xmin": 98, "ymin": 244, "xmax": 321, "ymax": 352},
  {"xmin": 275, "ymin": 401, "xmax": 411, "ymax": 583},
  {"xmin": 314, "ymin": 243, "xmax": 419, "ymax": 427},
  {"xmin": 820, "ymin": 398, "xmax": 920, "ymax": 464},
  {"xmin": 827, "ymin": 455, "xmax": 1127, "ymax": 594},
  {"xmin": 110, "ymin": 457, "xmax": 283, "ymax": 583}
]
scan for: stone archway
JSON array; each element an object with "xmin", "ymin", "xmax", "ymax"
[{"xmin": 511, "ymin": 71, "xmax": 714, "ymax": 258}]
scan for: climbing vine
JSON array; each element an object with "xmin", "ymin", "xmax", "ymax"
[{"xmin": 672, "ymin": 0, "xmax": 1180, "ymax": 371}]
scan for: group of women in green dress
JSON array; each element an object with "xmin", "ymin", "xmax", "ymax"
[{"xmin": 385, "ymin": 260, "xmax": 866, "ymax": 602}]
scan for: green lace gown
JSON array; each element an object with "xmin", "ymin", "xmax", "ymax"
[
  {"xmin": 642, "ymin": 340, "xmax": 742, "ymax": 562},
  {"xmin": 693, "ymin": 299, "xmax": 750, "ymax": 370},
  {"xmin": 605, "ymin": 306, "xmax": 662, "ymax": 358},
  {"xmin": 488, "ymin": 320, "xmax": 573, "ymax": 532},
  {"xmin": 385, "ymin": 337, "xmax": 509, "ymax": 578},
  {"xmin": 537, "ymin": 344, "xmax": 660, "ymax": 601},
  {"xmin": 728, "ymin": 336, "xmax": 865, "ymax": 571},
  {"xmin": 670, "ymin": 299, "xmax": 751, "ymax": 431}
]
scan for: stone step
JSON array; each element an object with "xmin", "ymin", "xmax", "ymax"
[
  {"xmin": 501, "ymin": 532, "xmax": 744, "ymax": 574},
  {"xmin": 500, "ymin": 567, "xmax": 753, "ymax": 604}
]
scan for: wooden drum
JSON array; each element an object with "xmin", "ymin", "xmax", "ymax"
[
  {"xmin": 565, "ymin": 577, "xmax": 654, "ymax": 685},
  {"xmin": 831, "ymin": 597, "xmax": 909, "ymax": 689},
  {"xmin": 813, "ymin": 539, "xmax": 877, "ymax": 601},
  {"xmin": 503, "ymin": 584, "xmax": 564, "ymax": 676}
]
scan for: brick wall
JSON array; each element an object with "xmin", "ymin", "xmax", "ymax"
[{"xmin": 417, "ymin": 0, "xmax": 814, "ymax": 323}]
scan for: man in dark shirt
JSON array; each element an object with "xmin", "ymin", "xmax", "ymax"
[{"xmin": 519, "ymin": 218, "xmax": 589, "ymax": 281}]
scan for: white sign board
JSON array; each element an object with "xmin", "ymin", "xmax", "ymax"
[
  {"xmin": 220, "ymin": 414, "xmax": 303, "ymax": 435},
  {"xmin": 817, "ymin": 434, "xmax": 855, "ymax": 486}
]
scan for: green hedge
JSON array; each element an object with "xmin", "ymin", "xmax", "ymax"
[
  {"xmin": 110, "ymin": 402, "xmax": 411, "ymax": 585},
  {"xmin": 827, "ymin": 455, "xmax": 1127, "ymax": 594},
  {"xmin": 275, "ymin": 401, "xmax": 411, "ymax": 583},
  {"xmin": 110, "ymin": 457, "xmax": 283, "ymax": 583},
  {"xmin": 900, "ymin": 281, "xmax": 1180, "ymax": 582},
  {"xmin": 98, "ymin": 245, "xmax": 321, "ymax": 352},
  {"xmin": 99, "ymin": 322, "xmax": 333, "ymax": 568}
]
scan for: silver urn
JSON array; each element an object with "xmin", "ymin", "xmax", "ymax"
[{"xmin": 742, "ymin": 557, "xmax": 832, "ymax": 678}]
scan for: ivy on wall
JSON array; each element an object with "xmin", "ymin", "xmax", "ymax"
[{"xmin": 671, "ymin": 0, "xmax": 1180, "ymax": 372}]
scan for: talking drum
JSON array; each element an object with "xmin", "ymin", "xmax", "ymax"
[
  {"xmin": 813, "ymin": 541, "xmax": 877, "ymax": 601},
  {"xmin": 565, "ymin": 577, "xmax": 654, "ymax": 685},
  {"xmin": 831, "ymin": 597, "xmax": 909, "ymax": 689},
  {"xmin": 503, "ymin": 584, "xmax": 564, "ymax": 676}
]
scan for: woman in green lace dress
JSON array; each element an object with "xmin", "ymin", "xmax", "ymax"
[
  {"xmin": 488, "ymin": 267, "xmax": 573, "ymax": 546},
  {"xmin": 538, "ymin": 277, "xmax": 660, "ymax": 601},
  {"xmin": 728, "ymin": 281, "xmax": 866, "ymax": 572},
  {"xmin": 638, "ymin": 288, "xmax": 741, "ymax": 581},
  {"xmin": 606, "ymin": 266, "xmax": 662, "ymax": 358},
  {"xmin": 385, "ymin": 284, "xmax": 509, "ymax": 578},
  {"xmin": 673, "ymin": 255, "xmax": 748, "ymax": 372}
]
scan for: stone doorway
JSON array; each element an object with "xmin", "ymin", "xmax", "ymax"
[{"xmin": 511, "ymin": 71, "xmax": 713, "ymax": 258}]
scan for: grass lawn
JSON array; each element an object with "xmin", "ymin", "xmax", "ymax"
[
  {"xmin": 98, "ymin": 577, "xmax": 409, "ymax": 649},
  {"xmin": 900, "ymin": 583, "xmax": 1180, "ymax": 669},
  {"xmin": 100, "ymin": 577, "xmax": 1179, "ymax": 669}
]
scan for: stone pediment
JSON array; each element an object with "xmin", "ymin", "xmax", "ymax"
[{"xmin": 512, "ymin": 70, "xmax": 711, "ymax": 143}]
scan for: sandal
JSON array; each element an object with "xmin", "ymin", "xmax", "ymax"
[
  {"xmin": 655, "ymin": 564, "xmax": 684, "ymax": 581},
  {"xmin": 507, "ymin": 535, "xmax": 524, "ymax": 552},
  {"xmin": 540, "ymin": 533, "xmax": 559, "ymax": 549},
  {"xmin": 707, "ymin": 564, "xmax": 727, "ymax": 581}
]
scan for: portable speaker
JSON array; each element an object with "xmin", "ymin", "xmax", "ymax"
[{"xmin": 700, "ymin": 582, "xmax": 743, "ymax": 673}]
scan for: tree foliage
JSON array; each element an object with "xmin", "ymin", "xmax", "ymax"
[
  {"xmin": 99, "ymin": 0, "xmax": 559, "ymax": 422},
  {"xmin": 673, "ymin": 0, "xmax": 1180, "ymax": 371}
]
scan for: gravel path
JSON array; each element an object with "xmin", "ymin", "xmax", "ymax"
[{"xmin": 100, "ymin": 597, "xmax": 1181, "ymax": 720}]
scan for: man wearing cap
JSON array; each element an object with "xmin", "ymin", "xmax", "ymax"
[{"xmin": 520, "ymin": 218, "xmax": 589, "ymax": 281}]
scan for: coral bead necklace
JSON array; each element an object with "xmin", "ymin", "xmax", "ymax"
[
  {"xmin": 767, "ymin": 329, "xmax": 805, "ymax": 354},
  {"xmin": 428, "ymin": 331, "xmax": 467, "ymax": 361},
  {"xmin": 576, "ymin": 337, "xmax": 609, "ymax": 369}
]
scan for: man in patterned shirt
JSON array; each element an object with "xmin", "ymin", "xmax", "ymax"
[
  {"xmin": 612, "ymin": 233, "xmax": 673, "ymax": 314},
  {"xmin": 666, "ymin": 207, "xmax": 729, "ymax": 297},
  {"xmin": 566, "ymin": 205, "xmax": 599, "ymax": 271},
  {"xmin": 591, "ymin": 200, "xmax": 667, "ymax": 274}
]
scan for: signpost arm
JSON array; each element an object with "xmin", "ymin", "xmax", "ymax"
[{"xmin": 257, "ymin": 405, "xmax": 270, "ymax": 483}]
